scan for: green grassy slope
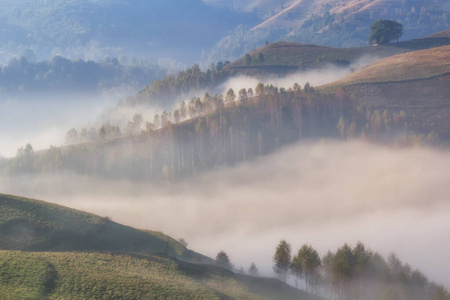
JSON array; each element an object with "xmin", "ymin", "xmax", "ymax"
[
  {"xmin": 0, "ymin": 251, "xmax": 320, "ymax": 300},
  {"xmin": 225, "ymin": 33, "xmax": 450, "ymax": 75},
  {"xmin": 0, "ymin": 194, "xmax": 208, "ymax": 263},
  {"xmin": 0, "ymin": 194, "xmax": 321, "ymax": 299}
]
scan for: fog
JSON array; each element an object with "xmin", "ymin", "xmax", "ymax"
[
  {"xmin": 0, "ymin": 97, "xmax": 99, "ymax": 157},
  {"xmin": 216, "ymin": 65, "xmax": 349, "ymax": 95},
  {"xmin": 0, "ymin": 57, "xmax": 378, "ymax": 158},
  {"xmin": 213, "ymin": 56, "xmax": 379, "ymax": 97},
  {"xmin": 2, "ymin": 140, "xmax": 450, "ymax": 288},
  {"xmin": 0, "ymin": 89, "xmax": 140, "ymax": 158}
]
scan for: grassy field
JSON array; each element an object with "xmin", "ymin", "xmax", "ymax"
[
  {"xmin": 0, "ymin": 193, "xmax": 208, "ymax": 263},
  {"xmin": 0, "ymin": 251, "xmax": 239, "ymax": 299},
  {"xmin": 0, "ymin": 250, "xmax": 321, "ymax": 300}
]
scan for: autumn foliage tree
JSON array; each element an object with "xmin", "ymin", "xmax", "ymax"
[{"xmin": 273, "ymin": 240, "xmax": 292, "ymax": 283}]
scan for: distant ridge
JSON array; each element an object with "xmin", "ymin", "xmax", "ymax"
[{"xmin": 225, "ymin": 31, "xmax": 450, "ymax": 75}]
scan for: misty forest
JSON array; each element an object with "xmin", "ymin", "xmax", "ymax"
[{"xmin": 0, "ymin": 1, "xmax": 449, "ymax": 300}]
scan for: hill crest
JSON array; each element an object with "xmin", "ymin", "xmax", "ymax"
[
  {"xmin": 0, "ymin": 193, "xmax": 208, "ymax": 263},
  {"xmin": 225, "ymin": 31, "xmax": 450, "ymax": 75}
]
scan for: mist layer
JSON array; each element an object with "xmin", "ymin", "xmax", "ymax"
[{"xmin": 2, "ymin": 140, "xmax": 449, "ymax": 287}]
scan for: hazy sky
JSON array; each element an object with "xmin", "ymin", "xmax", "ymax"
[{"xmin": 0, "ymin": 92, "xmax": 127, "ymax": 158}]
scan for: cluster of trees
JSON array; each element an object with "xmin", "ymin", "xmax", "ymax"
[
  {"xmin": 244, "ymin": 52, "xmax": 265, "ymax": 65},
  {"xmin": 273, "ymin": 241, "xmax": 321, "ymax": 292},
  {"xmin": 0, "ymin": 55, "xmax": 165, "ymax": 96},
  {"xmin": 124, "ymin": 61, "xmax": 232, "ymax": 107},
  {"xmin": 273, "ymin": 240, "xmax": 449, "ymax": 300},
  {"xmin": 214, "ymin": 251, "xmax": 259, "ymax": 276}
]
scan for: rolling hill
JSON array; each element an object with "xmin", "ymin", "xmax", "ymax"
[
  {"xmin": 0, "ymin": 193, "xmax": 321, "ymax": 300},
  {"xmin": 0, "ymin": 193, "xmax": 207, "ymax": 262}
]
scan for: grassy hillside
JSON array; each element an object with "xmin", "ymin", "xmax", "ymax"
[
  {"xmin": 0, "ymin": 194, "xmax": 320, "ymax": 299},
  {"xmin": 320, "ymin": 46, "xmax": 450, "ymax": 138},
  {"xmin": 0, "ymin": 194, "xmax": 207, "ymax": 263},
  {"xmin": 324, "ymin": 45, "xmax": 450, "ymax": 85},
  {"xmin": 0, "ymin": 251, "xmax": 320, "ymax": 300},
  {"xmin": 225, "ymin": 33, "xmax": 450, "ymax": 75}
]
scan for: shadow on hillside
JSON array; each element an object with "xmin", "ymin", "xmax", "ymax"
[{"xmin": 394, "ymin": 37, "xmax": 450, "ymax": 50}]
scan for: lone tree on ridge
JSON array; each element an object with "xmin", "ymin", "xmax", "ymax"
[{"xmin": 369, "ymin": 19, "xmax": 403, "ymax": 45}]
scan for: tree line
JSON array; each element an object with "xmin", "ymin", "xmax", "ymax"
[
  {"xmin": 271, "ymin": 240, "xmax": 449, "ymax": 300},
  {"xmin": 0, "ymin": 55, "xmax": 165, "ymax": 96},
  {"xmin": 209, "ymin": 240, "xmax": 449, "ymax": 300},
  {"xmin": 2, "ymin": 80, "xmax": 437, "ymax": 181},
  {"xmin": 124, "ymin": 61, "xmax": 233, "ymax": 108}
]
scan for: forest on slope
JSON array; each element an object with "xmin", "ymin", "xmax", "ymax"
[
  {"xmin": 1, "ymin": 39, "xmax": 449, "ymax": 184},
  {"xmin": 0, "ymin": 78, "xmax": 433, "ymax": 182},
  {"xmin": 0, "ymin": 55, "xmax": 165, "ymax": 98},
  {"xmin": 0, "ymin": 0, "xmax": 258, "ymax": 65}
]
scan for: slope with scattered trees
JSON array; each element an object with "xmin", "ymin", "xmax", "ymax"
[
  {"xmin": 1, "ymin": 74, "xmax": 439, "ymax": 182},
  {"xmin": 0, "ymin": 194, "xmax": 321, "ymax": 300}
]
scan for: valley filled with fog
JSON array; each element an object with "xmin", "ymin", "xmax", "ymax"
[
  {"xmin": 0, "ymin": 2, "xmax": 449, "ymax": 299},
  {"xmin": 2, "ymin": 140, "xmax": 450, "ymax": 287},
  {"xmin": 1, "ymin": 57, "xmax": 450, "ymax": 290}
]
